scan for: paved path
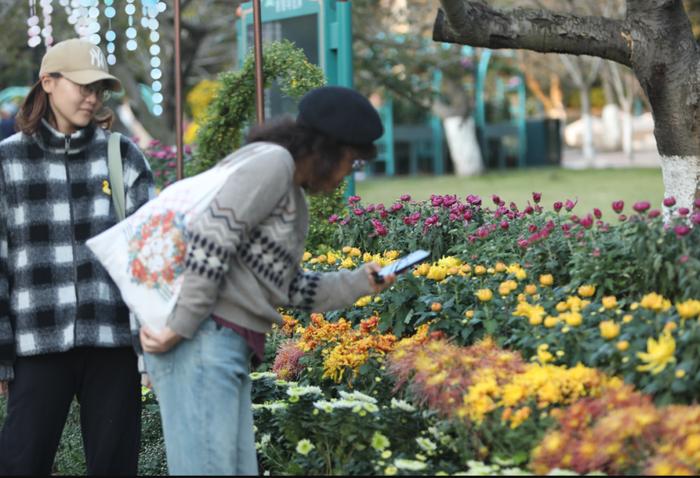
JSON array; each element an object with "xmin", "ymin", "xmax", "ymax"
[{"xmin": 561, "ymin": 148, "xmax": 661, "ymax": 169}]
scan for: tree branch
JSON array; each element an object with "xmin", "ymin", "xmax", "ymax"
[{"xmin": 433, "ymin": 1, "xmax": 633, "ymax": 67}]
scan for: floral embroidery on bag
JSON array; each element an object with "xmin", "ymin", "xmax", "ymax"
[{"xmin": 127, "ymin": 210, "xmax": 187, "ymax": 296}]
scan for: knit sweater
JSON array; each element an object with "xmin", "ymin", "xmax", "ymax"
[
  {"xmin": 0, "ymin": 120, "xmax": 154, "ymax": 381},
  {"xmin": 168, "ymin": 142, "xmax": 374, "ymax": 338}
]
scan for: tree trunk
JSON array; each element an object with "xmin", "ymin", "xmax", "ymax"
[
  {"xmin": 580, "ymin": 86, "xmax": 595, "ymax": 164},
  {"xmin": 443, "ymin": 116, "xmax": 483, "ymax": 176},
  {"xmin": 621, "ymin": 103, "xmax": 634, "ymax": 160},
  {"xmin": 432, "ymin": 0, "xmax": 700, "ymax": 210}
]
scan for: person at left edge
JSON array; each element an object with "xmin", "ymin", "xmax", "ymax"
[{"xmin": 0, "ymin": 38, "xmax": 154, "ymax": 475}]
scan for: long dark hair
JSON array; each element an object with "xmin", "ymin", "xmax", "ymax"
[
  {"xmin": 245, "ymin": 116, "xmax": 376, "ymax": 192},
  {"xmin": 16, "ymin": 77, "xmax": 114, "ymax": 135}
]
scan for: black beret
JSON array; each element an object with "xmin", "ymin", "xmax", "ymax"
[{"xmin": 297, "ymin": 86, "xmax": 384, "ymax": 145}]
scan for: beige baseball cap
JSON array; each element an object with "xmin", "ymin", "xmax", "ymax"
[{"xmin": 39, "ymin": 38, "xmax": 122, "ymax": 92}]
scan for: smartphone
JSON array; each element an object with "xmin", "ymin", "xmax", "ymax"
[{"xmin": 372, "ymin": 249, "xmax": 430, "ymax": 284}]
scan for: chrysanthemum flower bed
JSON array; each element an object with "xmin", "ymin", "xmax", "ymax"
[{"xmin": 252, "ymin": 193, "xmax": 700, "ymax": 475}]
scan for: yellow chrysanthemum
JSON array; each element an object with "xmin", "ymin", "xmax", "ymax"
[
  {"xmin": 599, "ymin": 320, "xmax": 620, "ymax": 340},
  {"xmin": 578, "ymin": 285, "xmax": 596, "ymax": 298},
  {"xmin": 539, "ymin": 274, "xmax": 554, "ymax": 287},
  {"xmin": 640, "ymin": 292, "xmax": 672, "ymax": 312},
  {"xmin": 476, "ymin": 289, "xmax": 493, "ymax": 302},
  {"xmin": 637, "ymin": 330, "xmax": 676, "ymax": 375},
  {"xmin": 676, "ymin": 299, "xmax": 700, "ymax": 319},
  {"xmin": 602, "ymin": 296, "xmax": 618, "ymax": 310}
]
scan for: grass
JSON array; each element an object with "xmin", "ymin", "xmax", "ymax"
[{"xmin": 356, "ymin": 167, "xmax": 664, "ymax": 219}]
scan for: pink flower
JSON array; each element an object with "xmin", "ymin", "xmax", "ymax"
[
  {"xmin": 695, "ymin": 198, "xmax": 700, "ymax": 209},
  {"xmin": 463, "ymin": 210, "xmax": 473, "ymax": 221},
  {"xmin": 430, "ymin": 195, "xmax": 443, "ymax": 207},
  {"xmin": 553, "ymin": 201, "xmax": 563, "ymax": 212},
  {"xmin": 365, "ymin": 204, "xmax": 376, "ymax": 213},
  {"xmin": 389, "ymin": 203, "xmax": 403, "ymax": 213},
  {"xmin": 592, "ymin": 248, "xmax": 601, "ymax": 257},
  {"xmin": 353, "ymin": 208, "xmax": 365, "ymax": 216},
  {"xmin": 680, "ymin": 255, "xmax": 690, "ymax": 264},
  {"xmin": 400, "ymin": 194, "xmax": 411, "ymax": 202},
  {"xmin": 425, "ymin": 215, "xmax": 439, "ymax": 226},
  {"xmin": 618, "ymin": 214, "xmax": 627, "ymax": 222},
  {"xmin": 674, "ymin": 224, "xmax": 691, "ymax": 237},
  {"xmin": 593, "ymin": 208, "xmax": 602, "ymax": 219},
  {"xmin": 492, "ymin": 194, "xmax": 502, "ymax": 205},
  {"xmin": 403, "ymin": 212, "xmax": 421, "ymax": 226},
  {"xmin": 565, "ymin": 199, "xmax": 577, "ymax": 211},
  {"xmin": 663, "ymin": 196, "xmax": 676, "ymax": 207},
  {"xmin": 348, "ymin": 195, "xmax": 361, "ymax": 204},
  {"xmin": 691, "ymin": 212, "xmax": 700, "ymax": 225},
  {"xmin": 466, "ymin": 194, "xmax": 482, "ymax": 206},
  {"xmin": 328, "ymin": 214, "xmax": 339, "ymax": 223},
  {"xmin": 443, "ymin": 195, "xmax": 458, "ymax": 207},
  {"xmin": 517, "ymin": 239, "xmax": 529, "ymax": 248},
  {"xmin": 612, "ymin": 200, "xmax": 624, "ymax": 213},
  {"xmin": 633, "ymin": 201, "xmax": 651, "ymax": 213},
  {"xmin": 528, "ymin": 224, "xmax": 538, "ymax": 233},
  {"xmin": 371, "ymin": 219, "xmax": 388, "ymax": 236},
  {"xmin": 380, "ymin": 210, "xmax": 388, "ymax": 219},
  {"xmin": 648, "ymin": 209, "xmax": 661, "ymax": 218},
  {"xmin": 523, "ymin": 206, "xmax": 534, "ymax": 215},
  {"xmin": 273, "ymin": 341, "xmax": 305, "ymax": 381},
  {"xmin": 532, "ymin": 192, "xmax": 542, "ymax": 203},
  {"xmin": 500, "ymin": 220, "xmax": 509, "ymax": 230},
  {"xmin": 561, "ymin": 223, "xmax": 571, "ymax": 232},
  {"xmin": 678, "ymin": 207, "xmax": 690, "ymax": 216},
  {"xmin": 580, "ymin": 215, "xmax": 593, "ymax": 229}
]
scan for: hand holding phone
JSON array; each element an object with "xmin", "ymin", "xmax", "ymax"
[{"xmin": 372, "ymin": 249, "xmax": 430, "ymax": 284}]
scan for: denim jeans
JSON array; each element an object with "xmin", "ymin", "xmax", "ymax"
[{"xmin": 144, "ymin": 319, "xmax": 258, "ymax": 476}]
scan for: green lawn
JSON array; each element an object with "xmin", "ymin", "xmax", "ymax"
[{"xmin": 356, "ymin": 167, "xmax": 664, "ymax": 218}]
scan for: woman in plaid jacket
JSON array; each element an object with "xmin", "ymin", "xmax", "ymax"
[{"xmin": 0, "ymin": 39, "xmax": 153, "ymax": 475}]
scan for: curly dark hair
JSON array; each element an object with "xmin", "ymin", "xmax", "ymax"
[{"xmin": 245, "ymin": 116, "xmax": 376, "ymax": 193}]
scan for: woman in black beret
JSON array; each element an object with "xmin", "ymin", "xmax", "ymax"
[{"xmin": 139, "ymin": 86, "xmax": 394, "ymax": 475}]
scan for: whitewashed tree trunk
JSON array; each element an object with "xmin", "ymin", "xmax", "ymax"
[
  {"xmin": 580, "ymin": 87, "xmax": 595, "ymax": 165},
  {"xmin": 621, "ymin": 107, "xmax": 634, "ymax": 160},
  {"xmin": 444, "ymin": 116, "xmax": 483, "ymax": 176},
  {"xmin": 660, "ymin": 156, "xmax": 700, "ymax": 216}
]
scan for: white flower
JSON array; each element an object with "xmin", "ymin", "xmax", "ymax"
[
  {"xmin": 313, "ymin": 400, "xmax": 334, "ymax": 413},
  {"xmin": 286, "ymin": 385, "xmax": 322, "ymax": 397},
  {"xmin": 390, "ymin": 398, "xmax": 416, "ymax": 412},
  {"xmin": 416, "ymin": 437, "xmax": 437, "ymax": 453},
  {"xmin": 339, "ymin": 390, "xmax": 377, "ymax": 404},
  {"xmin": 249, "ymin": 371, "xmax": 276, "ymax": 381},
  {"xmin": 296, "ymin": 439, "xmax": 315, "ymax": 456},
  {"xmin": 394, "ymin": 458, "xmax": 427, "ymax": 471},
  {"xmin": 252, "ymin": 401, "xmax": 288, "ymax": 412}
]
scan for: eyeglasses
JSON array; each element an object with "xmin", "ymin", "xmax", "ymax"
[
  {"xmin": 49, "ymin": 73, "xmax": 112, "ymax": 102},
  {"xmin": 352, "ymin": 159, "xmax": 366, "ymax": 172}
]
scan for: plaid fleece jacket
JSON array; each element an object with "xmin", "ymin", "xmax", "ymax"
[{"xmin": 0, "ymin": 119, "xmax": 154, "ymax": 381}]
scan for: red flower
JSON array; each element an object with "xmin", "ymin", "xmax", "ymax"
[
  {"xmin": 633, "ymin": 201, "xmax": 650, "ymax": 213},
  {"xmin": 612, "ymin": 200, "xmax": 624, "ymax": 213}
]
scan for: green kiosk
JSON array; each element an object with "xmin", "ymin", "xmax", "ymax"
[{"xmin": 236, "ymin": 0, "xmax": 358, "ymax": 193}]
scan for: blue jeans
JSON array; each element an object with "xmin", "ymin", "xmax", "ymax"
[{"xmin": 144, "ymin": 319, "xmax": 258, "ymax": 475}]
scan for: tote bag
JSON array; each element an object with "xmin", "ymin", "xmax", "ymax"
[{"xmin": 87, "ymin": 143, "xmax": 272, "ymax": 332}]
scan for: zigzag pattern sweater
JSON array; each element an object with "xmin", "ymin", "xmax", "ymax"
[
  {"xmin": 0, "ymin": 120, "xmax": 154, "ymax": 380},
  {"xmin": 168, "ymin": 142, "xmax": 374, "ymax": 338}
]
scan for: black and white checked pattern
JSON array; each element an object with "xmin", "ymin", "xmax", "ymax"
[{"xmin": 0, "ymin": 120, "xmax": 153, "ymax": 378}]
